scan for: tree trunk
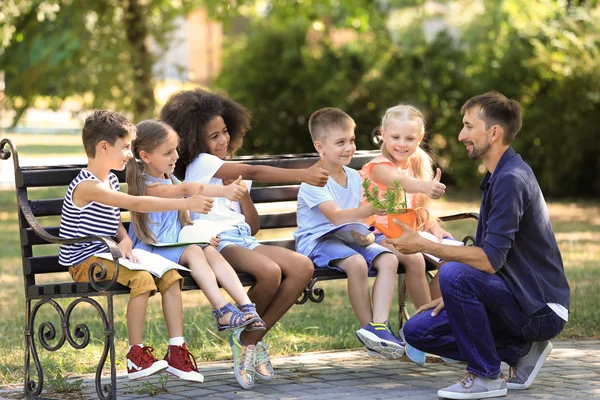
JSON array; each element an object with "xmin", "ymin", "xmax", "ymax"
[{"xmin": 123, "ymin": 0, "xmax": 155, "ymax": 120}]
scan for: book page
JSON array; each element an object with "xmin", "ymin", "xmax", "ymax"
[
  {"xmin": 153, "ymin": 220, "xmax": 230, "ymax": 247},
  {"xmin": 321, "ymin": 222, "xmax": 375, "ymax": 245},
  {"xmin": 94, "ymin": 249, "xmax": 191, "ymax": 278},
  {"xmin": 418, "ymin": 231, "xmax": 464, "ymax": 263}
]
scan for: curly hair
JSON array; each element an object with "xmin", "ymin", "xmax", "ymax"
[{"xmin": 160, "ymin": 89, "xmax": 251, "ymax": 179}]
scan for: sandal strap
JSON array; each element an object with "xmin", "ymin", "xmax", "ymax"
[
  {"xmin": 237, "ymin": 303, "xmax": 266, "ymax": 331},
  {"xmin": 237, "ymin": 303, "xmax": 257, "ymax": 313},
  {"xmin": 212, "ymin": 302, "xmax": 236, "ymax": 318},
  {"xmin": 228, "ymin": 307, "xmax": 247, "ymax": 328},
  {"xmin": 213, "ymin": 302, "xmax": 259, "ymax": 331}
]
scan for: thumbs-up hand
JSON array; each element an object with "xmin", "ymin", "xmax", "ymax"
[
  {"xmin": 424, "ymin": 168, "xmax": 446, "ymax": 199},
  {"xmin": 188, "ymin": 184, "xmax": 214, "ymax": 214},
  {"xmin": 303, "ymin": 156, "xmax": 329, "ymax": 187},
  {"xmin": 224, "ymin": 175, "xmax": 247, "ymax": 202}
]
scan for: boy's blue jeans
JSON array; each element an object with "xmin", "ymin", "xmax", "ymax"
[{"xmin": 402, "ymin": 262, "xmax": 565, "ymax": 379}]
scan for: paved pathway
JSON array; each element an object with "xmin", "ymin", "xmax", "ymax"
[{"xmin": 3, "ymin": 339, "xmax": 598, "ymax": 399}]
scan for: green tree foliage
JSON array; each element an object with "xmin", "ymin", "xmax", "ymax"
[
  {"xmin": 211, "ymin": 0, "xmax": 600, "ymax": 197},
  {"xmin": 0, "ymin": 0, "xmax": 193, "ymax": 126}
]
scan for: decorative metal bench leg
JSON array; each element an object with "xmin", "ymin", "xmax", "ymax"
[
  {"xmin": 24, "ymin": 298, "xmax": 44, "ymax": 397},
  {"xmin": 23, "ymin": 296, "xmax": 117, "ymax": 399},
  {"xmin": 296, "ymin": 277, "xmax": 325, "ymax": 305},
  {"xmin": 397, "ymin": 273, "xmax": 410, "ymax": 331},
  {"xmin": 103, "ymin": 294, "xmax": 117, "ymax": 400}
]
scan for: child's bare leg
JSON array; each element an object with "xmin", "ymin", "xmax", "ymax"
[
  {"xmin": 381, "ymin": 241, "xmax": 431, "ymax": 309},
  {"xmin": 334, "ymin": 255, "xmax": 372, "ymax": 326},
  {"xmin": 370, "ymin": 253, "xmax": 399, "ymax": 323},
  {"xmin": 202, "ymin": 246, "xmax": 252, "ymax": 305},
  {"xmin": 161, "ymin": 282, "xmax": 183, "ymax": 338},
  {"xmin": 220, "ymin": 245, "xmax": 281, "ymax": 316},
  {"xmin": 180, "ymin": 246, "xmax": 245, "ymax": 327},
  {"xmin": 240, "ymin": 246, "xmax": 313, "ymax": 344},
  {"xmin": 127, "ymin": 292, "xmax": 150, "ymax": 344}
]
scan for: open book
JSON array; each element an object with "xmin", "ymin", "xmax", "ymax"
[
  {"xmin": 418, "ymin": 231, "xmax": 465, "ymax": 263},
  {"xmin": 152, "ymin": 220, "xmax": 230, "ymax": 247},
  {"xmin": 95, "ymin": 249, "xmax": 191, "ymax": 278},
  {"xmin": 321, "ymin": 222, "xmax": 376, "ymax": 245}
]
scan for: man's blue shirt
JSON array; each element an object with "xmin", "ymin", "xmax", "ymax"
[{"xmin": 477, "ymin": 147, "xmax": 570, "ymax": 315}]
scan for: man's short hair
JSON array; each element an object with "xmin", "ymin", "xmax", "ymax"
[
  {"xmin": 82, "ymin": 110, "xmax": 136, "ymax": 157},
  {"xmin": 308, "ymin": 107, "xmax": 356, "ymax": 142},
  {"xmin": 461, "ymin": 91, "xmax": 523, "ymax": 144}
]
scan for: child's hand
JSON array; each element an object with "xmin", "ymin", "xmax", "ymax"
[
  {"xmin": 188, "ymin": 185, "xmax": 214, "ymax": 214},
  {"xmin": 118, "ymin": 238, "xmax": 139, "ymax": 263},
  {"xmin": 209, "ymin": 235, "xmax": 221, "ymax": 248},
  {"xmin": 303, "ymin": 158, "xmax": 329, "ymax": 187},
  {"xmin": 351, "ymin": 230, "xmax": 375, "ymax": 247},
  {"xmin": 224, "ymin": 175, "xmax": 247, "ymax": 202},
  {"xmin": 430, "ymin": 224, "xmax": 453, "ymax": 242},
  {"xmin": 422, "ymin": 168, "xmax": 446, "ymax": 199},
  {"xmin": 368, "ymin": 203, "xmax": 387, "ymax": 216}
]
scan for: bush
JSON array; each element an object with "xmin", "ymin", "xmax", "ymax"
[{"xmin": 215, "ymin": 1, "xmax": 600, "ymax": 198}]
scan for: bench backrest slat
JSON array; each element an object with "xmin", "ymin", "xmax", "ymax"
[
  {"xmin": 14, "ymin": 151, "xmax": 380, "ymax": 282},
  {"xmin": 15, "ymin": 152, "xmax": 377, "ymax": 188},
  {"xmin": 27, "ymin": 186, "xmax": 302, "ymax": 218}
]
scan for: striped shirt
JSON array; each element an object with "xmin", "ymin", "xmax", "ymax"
[{"xmin": 58, "ymin": 169, "xmax": 121, "ymax": 266}]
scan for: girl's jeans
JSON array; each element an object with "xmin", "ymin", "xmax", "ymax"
[{"xmin": 402, "ymin": 262, "xmax": 565, "ymax": 379}]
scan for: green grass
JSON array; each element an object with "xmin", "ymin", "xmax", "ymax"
[
  {"xmin": 15, "ymin": 144, "xmax": 85, "ymax": 157},
  {"xmin": 3, "ymin": 134, "xmax": 84, "ymax": 158},
  {"xmin": 0, "ymin": 187, "xmax": 598, "ymax": 387}
]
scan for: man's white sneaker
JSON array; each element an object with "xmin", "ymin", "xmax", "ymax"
[
  {"xmin": 507, "ymin": 341, "xmax": 553, "ymax": 390},
  {"xmin": 438, "ymin": 372, "xmax": 507, "ymax": 399}
]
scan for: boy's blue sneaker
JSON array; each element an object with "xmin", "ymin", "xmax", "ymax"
[
  {"xmin": 355, "ymin": 333, "xmax": 386, "ymax": 359},
  {"xmin": 405, "ymin": 343, "xmax": 427, "ymax": 367},
  {"xmin": 441, "ymin": 356, "xmax": 461, "ymax": 364},
  {"xmin": 355, "ymin": 321, "xmax": 404, "ymax": 359},
  {"xmin": 400, "ymin": 327, "xmax": 460, "ymax": 366}
]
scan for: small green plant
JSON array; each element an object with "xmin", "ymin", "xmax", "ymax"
[
  {"xmin": 46, "ymin": 369, "xmax": 84, "ymax": 393},
  {"xmin": 123, "ymin": 374, "xmax": 169, "ymax": 396},
  {"xmin": 362, "ymin": 178, "xmax": 408, "ymax": 214}
]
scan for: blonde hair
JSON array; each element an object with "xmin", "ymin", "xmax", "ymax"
[
  {"xmin": 381, "ymin": 105, "xmax": 435, "ymax": 230},
  {"xmin": 126, "ymin": 120, "xmax": 192, "ymax": 244}
]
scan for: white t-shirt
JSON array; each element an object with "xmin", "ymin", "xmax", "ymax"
[
  {"xmin": 294, "ymin": 166, "xmax": 362, "ymax": 256},
  {"xmin": 184, "ymin": 153, "xmax": 249, "ymax": 230}
]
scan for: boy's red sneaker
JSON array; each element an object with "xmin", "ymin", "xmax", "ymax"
[
  {"xmin": 164, "ymin": 343, "xmax": 204, "ymax": 383},
  {"xmin": 126, "ymin": 346, "xmax": 168, "ymax": 380}
]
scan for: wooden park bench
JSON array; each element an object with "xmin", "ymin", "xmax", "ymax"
[{"xmin": 0, "ymin": 137, "xmax": 478, "ymax": 399}]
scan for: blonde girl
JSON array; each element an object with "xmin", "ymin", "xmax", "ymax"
[{"xmin": 361, "ymin": 105, "xmax": 452, "ymax": 309}]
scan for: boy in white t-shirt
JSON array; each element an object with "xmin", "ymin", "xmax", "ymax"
[{"xmin": 295, "ymin": 107, "xmax": 404, "ymax": 359}]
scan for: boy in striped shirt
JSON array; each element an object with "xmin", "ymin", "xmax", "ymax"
[{"xmin": 59, "ymin": 110, "xmax": 211, "ymax": 382}]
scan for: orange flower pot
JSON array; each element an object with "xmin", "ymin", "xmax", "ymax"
[{"xmin": 371, "ymin": 208, "xmax": 430, "ymax": 238}]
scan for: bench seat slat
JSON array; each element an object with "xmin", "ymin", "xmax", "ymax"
[
  {"xmin": 24, "ymin": 212, "xmax": 299, "ymax": 245},
  {"xmin": 26, "ymin": 275, "xmax": 258, "ymax": 298}
]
